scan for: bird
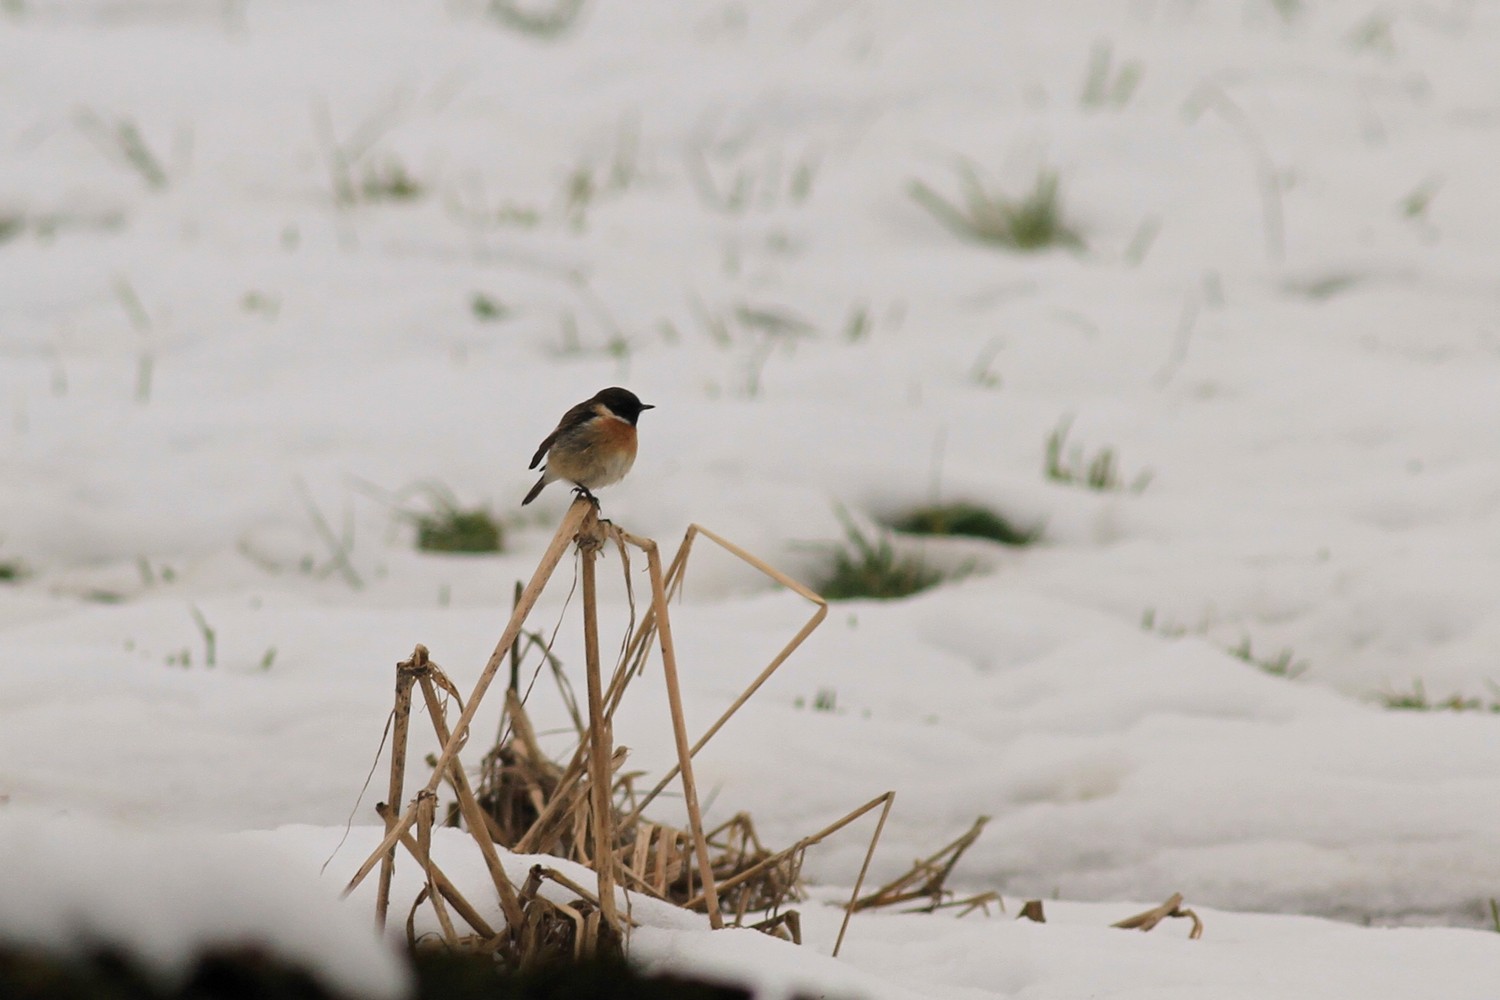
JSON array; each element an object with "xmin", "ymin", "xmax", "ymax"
[{"xmin": 522, "ymin": 387, "xmax": 654, "ymax": 506}]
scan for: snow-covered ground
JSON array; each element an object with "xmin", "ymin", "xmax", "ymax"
[{"xmin": 3, "ymin": 1, "xmax": 1500, "ymax": 996}]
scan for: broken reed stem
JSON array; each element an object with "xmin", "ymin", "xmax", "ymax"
[
  {"xmin": 507, "ymin": 715, "xmax": 629, "ymax": 859},
  {"xmin": 512, "ymin": 747, "xmax": 590, "ymax": 855},
  {"xmin": 416, "ymin": 672, "xmax": 526, "ymax": 931},
  {"xmin": 945, "ymin": 892, "xmax": 1002, "ymax": 917},
  {"xmin": 854, "ymin": 815, "xmax": 990, "ymax": 911},
  {"xmin": 623, "ymin": 524, "xmax": 828, "ymax": 824},
  {"xmin": 376, "ymin": 802, "xmax": 497, "ymax": 939},
  {"xmin": 416, "ymin": 792, "xmax": 460, "ymax": 946},
  {"xmin": 589, "ymin": 532, "xmax": 685, "ymax": 739},
  {"xmin": 603, "ymin": 526, "xmax": 728, "ymax": 728},
  {"xmin": 1113, "ymin": 892, "xmax": 1204, "ymax": 939},
  {"xmin": 832, "ymin": 791, "xmax": 894, "ymax": 959},
  {"xmin": 635, "ymin": 531, "xmax": 724, "ymax": 929},
  {"xmin": 537, "ymin": 866, "xmax": 606, "ymax": 913},
  {"xmin": 376, "ymin": 661, "xmax": 419, "ymax": 929},
  {"xmin": 674, "ymin": 526, "xmax": 829, "ymax": 752},
  {"xmin": 1018, "ymin": 899, "xmax": 1046, "ymax": 923},
  {"xmin": 604, "ymin": 528, "xmax": 708, "ymax": 720},
  {"xmin": 555, "ymin": 900, "xmax": 589, "ymax": 962},
  {"xmin": 345, "ymin": 498, "xmax": 590, "ymax": 898},
  {"xmin": 426, "ymin": 496, "xmax": 589, "ymax": 786},
  {"xmin": 578, "ymin": 513, "xmax": 621, "ymax": 930},
  {"xmin": 683, "ymin": 792, "xmax": 891, "ymax": 911},
  {"xmin": 747, "ymin": 910, "xmax": 801, "ymax": 945}
]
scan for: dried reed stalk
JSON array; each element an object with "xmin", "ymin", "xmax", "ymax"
[
  {"xmin": 415, "ymin": 667, "xmax": 526, "ymax": 930},
  {"xmin": 747, "ymin": 910, "xmax": 801, "ymax": 944},
  {"xmin": 682, "ymin": 792, "xmax": 891, "ymax": 912},
  {"xmin": 511, "ymin": 753, "xmax": 591, "ymax": 855},
  {"xmin": 577, "ymin": 508, "xmax": 621, "ymax": 930},
  {"xmin": 622, "ymin": 523, "xmax": 828, "ymax": 822},
  {"xmin": 375, "ymin": 802, "xmax": 496, "ymax": 939},
  {"xmin": 854, "ymin": 815, "xmax": 990, "ymax": 912},
  {"xmin": 477, "ymin": 689, "xmax": 563, "ymax": 843},
  {"xmin": 623, "ymin": 525, "xmax": 724, "ymax": 929},
  {"xmin": 415, "ymin": 791, "xmax": 459, "ymax": 946},
  {"xmin": 833, "ymin": 791, "xmax": 894, "ymax": 958},
  {"xmin": 491, "ymin": 720, "xmax": 628, "ymax": 867},
  {"xmin": 1018, "ymin": 899, "xmax": 1046, "ymax": 923},
  {"xmin": 514, "ymin": 862, "xmax": 619, "ymax": 964},
  {"xmin": 345, "ymin": 498, "xmax": 589, "ymax": 898},
  {"xmin": 534, "ymin": 865, "xmax": 604, "ymax": 912},
  {"xmin": 375, "ymin": 655, "xmax": 418, "ymax": 928},
  {"xmin": 1113, "ymin": 893, "xmax": 1203, "ymax": 939},
  {"xmin": 933, "ymin": 891, "xmax": 1003, "ymax": 917}
]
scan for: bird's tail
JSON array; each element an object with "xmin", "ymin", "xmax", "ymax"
[{"xmin": 521, "ymin": 472, "xmax": 549, "ymax": 506}]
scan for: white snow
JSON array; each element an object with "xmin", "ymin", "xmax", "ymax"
[
  {"xmin": 0, "ymin": 809, "xmax": 411, "ymax": 997},
  {"xmin": 3, "ymin": 0, "xmax": 1500, "ymax": 996}
]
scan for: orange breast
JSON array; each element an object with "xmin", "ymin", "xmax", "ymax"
[{"xmin": 599, "ymin": 415, "xmax": 638, "ymax": 457}]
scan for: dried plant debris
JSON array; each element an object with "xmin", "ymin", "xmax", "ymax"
[
  {"xmin": 853, "ymin": 816, "xmax": 996, "ymax": 915},
  {"xmin": 358, "ymin": 503, "xmax": 996, "ymax": 971},
  {"xmin": 476, "ymin": 694, "xmax": 812, "ymax": 921},
  {"xmin": 1113, "ymin": 893, "xmax": 1204, "ymax": 939},
  {"xmin": 1015, "ymin": 894, "xmax": 1204, "ymax": 938}
]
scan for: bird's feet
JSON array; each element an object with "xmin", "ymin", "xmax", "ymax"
[
  {"xmin": 571, "ymin": 487, "xmax": 606, "ymax": 520},
  {"xmin": 569, "ymin": 486, "xmax": 617, "ymax": 531}
]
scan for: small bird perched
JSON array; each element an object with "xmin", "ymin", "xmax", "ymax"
[{"xmin": 522, "ymin": 387, "xmax": 655, "ymax": 506}]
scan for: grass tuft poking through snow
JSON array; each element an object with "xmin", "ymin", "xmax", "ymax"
[
  {"xmin": 414, "ymin": 508, "xmax": 503, "ymax": 555},
  {"xmin": 470, "ymin": 293, "xmax": 512, "ymax": 322},
  {"xmin": 817, "ymin": 510, "xmax": 943, "ymax": 600},
  {"xmin": 1376, "ymin": 680, "xmax": 1500, "ymax": 714},
  {"xmin": 1080, "ymin": 41, "xmax": 1144, "ymax": 111},
  {"xmin": 402, "ymin": 485, "xmax": 504, "ymax": 555},
  {"xmin": 1226, "ymin": 636, "xmax": 1308, "ymax": 680},
  {"xmin": 891, "ymin": 502, "xmax": 1039, "ymax": 546},
  {"xmin": 488, "ymin": 0, "xmax": 589, "ymax": 40},
  {"xmin": 1143, "ymin": 612, "xmax": 1310, "ymax": 682},
  {"xmin": 1045, "ymin": 418, "xmax": 1151, "ymax": 493},
  {"xmin": 358, "ymin": 157, "xmax": 423, "ymax": 204},
  {"xmin": 909, "ymin": 163, "xmax": 1084, "ymax": 252}
]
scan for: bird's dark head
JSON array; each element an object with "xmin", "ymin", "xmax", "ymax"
[{"xmin": 592, "ymin": 386, "xmax": 654, "ymax": 425}]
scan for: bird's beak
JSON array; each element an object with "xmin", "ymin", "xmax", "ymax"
[{"xmin": 641, "ymin": 403, "xmax": 656, "ymax": 410}]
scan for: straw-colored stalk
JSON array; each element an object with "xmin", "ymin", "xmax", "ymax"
[
  {"xmin": 853, "ymin": 815, "xmax": 990, "ymax": 912},
  {"xmin": 622, "ymin": 524, "xmax": 725, "ymax": 929},
  {"xmin": 375, "ymin": 802, "xmax": 496, "ymax": 939},
  {"xmin": 1112, "ymin": 893, "xmax": 1203, "ymax": 939},
  {"xmin": 414, "ymin": 791, "xmax": 459, "ymax": 945},
  {"xmin": 619, "ymin": 523, "xmax": 828, "ymax": 824},
  {"xmin": 375, "ymin": 656, "xmax": 418, "ymax": 928},
  {"xmin": 345, "ymin": 499, "xmax": 590, "ymax": 905},
  {"xmin": 576, "ymin": 507, "xmax": 621, "ymax": 932}
]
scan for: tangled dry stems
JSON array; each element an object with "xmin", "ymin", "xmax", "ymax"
[{"xmin": 353, "ymin": 498, "xmax": 1203, "ymax": 967}]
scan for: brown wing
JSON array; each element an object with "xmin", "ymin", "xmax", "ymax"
[
  {"xmin": 529, "ymin": 399, "xmax": 598, "ymax": 469},
  {"xmin": 529, "ymin": 429, "xmax": 559, "ymax": 469}
]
